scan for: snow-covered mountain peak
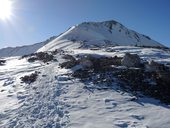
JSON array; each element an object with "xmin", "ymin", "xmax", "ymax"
[
  {"xmin": 0, "ymin": 20, "xmax": 166, "ymax": 57},
  {"xmin": 38, "ymin": 20, "xmax": 165, "ymax": 52},
  {"xmin": 77, "ymin": 20, "xmax": 123, "ymax": 29}
]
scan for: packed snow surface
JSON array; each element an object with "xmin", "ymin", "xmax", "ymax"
[{"xmin": 0, "ymin": 46, "xmax": 170, "ymax": 128}]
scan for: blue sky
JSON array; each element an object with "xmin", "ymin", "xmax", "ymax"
[{"xmin": 0, "ymin": 0, "xmax": 170, "ymax": 48}]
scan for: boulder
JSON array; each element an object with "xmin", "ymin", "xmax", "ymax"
[{"xmin": 121, "ymin": 53, "xmax": 141, "ymax": 67}]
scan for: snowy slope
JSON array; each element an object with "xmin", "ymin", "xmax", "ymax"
[
  {"xmin": 0, "ymin": 20, "xmax": 165, "ymax": 57},
  {"xmin": 38, "ymin": 20, "xmax": 165, "ymax": 52},
  {"xmin": 0, "ymin": 36, "xmax": 56, "ymax": 57},
  {"xmin": 0, "ymin": 46, "xmax": 170, "ymax": 128},
  {"xmin": 0, "ymin": 20, "xmax": 170, "ymax": 128}
]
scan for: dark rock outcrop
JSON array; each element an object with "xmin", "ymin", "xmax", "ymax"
[
  {"xmin": 121, "ymin": 53, "xmax": 141, "ymax": 67},
  {"xmin": 20, "ymin": 72, "xmax": 39, "ymax": 84},
  {"xmin": 0, "ymin": 59, "xmax": 6, "ymax": 66}
]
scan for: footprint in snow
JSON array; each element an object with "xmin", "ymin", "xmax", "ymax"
[
  {"xmin": 3, "ymin": 78, "xmax": 14, "ymax": 86},
  {"xmin": 56, "ymin": 75, "xmax": 70, "ymax": 81},
  {"xmin": 17, "ymin": 94, "xmax": 27, "ymax": 100},
  {"xmin": 7, "ymin": 94, "xmax": 13, "ymax": 97},
  {"xmin": 105, "ymin": 99, "xmax": 117, "ymax": 109},
  {"xmin": 0, "ymin": 89, "xmax": 5, "ymax": 92},
  {"xmin": 114, "ymin": 120, "xmax": 149, "ymax": 128},
  {"xmin": 130, "ymin": 115, "xmax": 145, "ymax": 120}
]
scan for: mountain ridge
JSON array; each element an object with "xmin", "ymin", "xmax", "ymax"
[
  {"xmin": 0, "ymin": 20, "xmax": 166, "ymax": 57},
  {"xmin": 38, "ymin": 20, "xmax": 165, "ymax": 52},
  {"xmin": 0, "ymin": 36, "xmax": 57, "ymax": 57}
]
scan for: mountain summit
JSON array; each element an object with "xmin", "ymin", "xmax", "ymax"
[
  {"xmin": 0, "ymin": 20, "xmax": 166, "ymax": 57},
  {"xmin": 38, "ymin": 20, "xmax": 164, "ymax": 52}
]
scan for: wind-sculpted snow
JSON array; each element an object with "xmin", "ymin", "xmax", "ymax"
[{"xmin": 0, "ymin": 46, "xmax": 170, "ymax": 128}]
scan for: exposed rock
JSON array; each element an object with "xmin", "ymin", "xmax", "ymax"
[
  {"xmin": 59, "ymin": 60, "xmax": 77, "ymax": 69},
  {"xmin": 0, "ymin": 59, "xmax": 6, "ymax": 66},
  {"xmin": 145, "ymin": 60, "xmax": 167, "ymax": 72},
  {"xmin": 62, "ymin": 54, "xmax": 76, "ymax": 61},
  {"xmin": 121, "ymin": 53, "xmax": 141, "ymax": 67},
  {"xmin": 28, "ymin": 57, "xmax": 37, "ymax": 62},
  {"xmin": 20, "ymin": 72, "xmax": 39, "ymax": 84},
  {"xmin": 36, "ymin": 52, "xmax": 54, "ymax": 63},
  {"xmin": 70, "ymin": 55, "xmax": 170, "ymax": 104},
  {"xmin": 79, "ymin": 58, "xmax": 93, "ymax": 68},
  {"xmin": 22, "ymin": 52, "xmax": 54, "ymax": 63},
  {"xmin": 51, "ymin": 49, "xmax": 59, "ymax": 55}
]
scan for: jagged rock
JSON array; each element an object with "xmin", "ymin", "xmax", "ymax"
[
  {"xmin": 22, "ymin": 52, "xmax": 54, "ymax": 63},
  {"xmin": 121, "ymin": 53, "xmax": 141, "ymax": 67},
  {"xmin": 20, "ymin": 72, "xmax": 39, "ymax": 84},
  {"xmin": 36, "ymin": 52, "xmax": 54, "ymax": 63}
]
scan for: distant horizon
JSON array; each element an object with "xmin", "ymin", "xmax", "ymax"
[{"xmin": 0, "ymin": 0, "xmax": 170, "ymax": 48}]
